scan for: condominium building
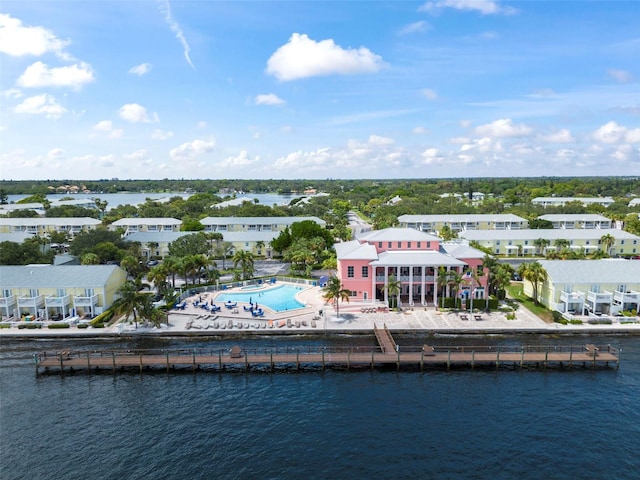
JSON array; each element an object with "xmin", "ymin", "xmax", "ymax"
[
  {"xmin": 109, "ymin": 218, "xmax": 182, "ymax": 236},
  {"xmin": 199, "ymin": 216, "xmax": 325, "ymax": 233},
  {"xmin": 0, "ymin": 217, "xmax": 101, "ymax": 237},
  {"xmin": 537, "ymin": 214, "xmax": 613, "ymax": 230},
  {"xmin": 531, "ymin": 197, "xmax": 615, "ymax": 208},
  {"xmin": 398, "ymin": 214, "xmax": 528, "ymax": 235}
]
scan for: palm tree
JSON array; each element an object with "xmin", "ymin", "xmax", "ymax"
[
  {"xmin": 119, "ymin": 255, "xmax": 139, "ymax": 279},
  {"xmin": 322, "ymin": 276, "xmax": 350, "ymax": 319},
  {"xmin": 255, "ymin": 240, "xmax": 265, "ymax": 257},
  {"xmin": 436, "ymin": 266, "xmax": 449, "ymax": 309},
  {"xmin": 554, "ymin": 238, "xmax": 570, "ymax": 251},
  {"xmin": 146, "ymin": 241, "xmax": 159, "ymax": 259},
  {"xmin": 205, "ymin": 232, "xmax": 223, "ymax": 257},
  {"xmin": 136, "ymin": 293, "xmax": 166, "ymax": 328},
  {"xmin": 447, "ymin": 270, "xmax": 463, "ymax": 309},
  {"xmin": 81, "ymin": 252, "xmax": 101, "ymax": 265},
  {"xmin": 147, "ymin": 264, "xmax": 169, "ymax": 293},
  {"xmin": 518, "ymin": 261, "xmax": 547, "ymax": 305},
  {"xmin": 112, "ymin": 281, "xmax": 143, "ymax": 329},
  {"xmin": 385, "ymin": 275, "xmax": 401, "ymax": 309},
  {"xmin": 233, "ymin": 250, "xmax": 255, "ymax": 280},
  {"xmin": 162, "ymin": 256, "xmax": 179, "ymax": 288},
  {"xmin": 482, "ymin": 253, "xmax": 498, "ymax": 310},
  {"xmin": 493, "ymin": 264, "xmax": 513, "ymax": 300},
  {"xmin": 600, "ymin": 233, "xmax": 615, "ymax": 256},
  {"xmin": 534, "ymin": 238, "xmax": 550, "ymax": 256}
]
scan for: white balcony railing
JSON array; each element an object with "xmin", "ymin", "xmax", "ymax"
[
  {"xmin": 586, "ymin": 291, "xmax": 613, "ymax": 304},
  {"xmin": 17, "ymin": 295, "xmax": 44, "ymax": 308},
  {"xmin": 73, "ymin": 294, "xmax": 99, "ymax": 307},
  {"xmin": 560, "ymin": 291, "xmax": 585, "ymax": 303},
  {"xmin": 0, "ymin": 295, "xmax": 17, "ymax": 308},
  {"xmin": 45, "ymin": 294, "xmax": 71, "ymax": 307},
  {"xmin": 613, "ymin": 290, "xmax": 640, "ymax": 304}
]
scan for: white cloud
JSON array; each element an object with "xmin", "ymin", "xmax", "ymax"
[
  {"xmin": 17, "ymin": 61, "xmax": 94, "ymax": 89},
  {"xmin": 123, "ymin": 149, "xmax": 151, "ymax": 163},
  {"xmin": 592, "ymin": 121, "xmax": 626, "ymax": 144},
  {"xmin": 217, "ymin": 150, "xmax": 260, "ymax": 168},
  {"xmin": 413, "ymin": 126, "xmax": 429, "ymax": 135},
  {"xmin": 1, "ymin": 88, "xmax": 22, "ymax": 99},
  {"xmin": 255, "ymin": 93, "xmax": 286, "ymax": 106},
  {"xmin": 0, "ymin": 13, "xmax": 70, "ymax": 58},
  {"xmin": 608, "ymin": 69, "xmax": 632, "ymax": 83},
  {"xmin": 474, "ymin": 118, "xmax": 532, "ymax": 138},
  {"xmin": 157, "ymin": 0, "xmax": 195, "ymax": 69},
  {"xmin": 93, "ymin": 120, "xmax": 113, "ymax": 132},
  {"xmin": 47, "ymin": 148, "xmax": 64, "ymax": 160},
  {"xmin": 398, "ymin": 21, "xmax": 430, "ymax": 35},
  {"xmin": 14, "ymin": 94, "xmax": 67, "ymax": 119},
  {"xmin": 92, "ymin": 120, "xmax": 123, "ymax": 138},
  {"xmin": 421, "ymin": 148, "xmax": 444, "ymax": 164},
  {"xmin": 119, "ymin": 103, "xmax": 158, "ymax": 123},
  {"xmin": 169, "ymin": 138, "xmax": 215, "ymax": 161},
  {"xmin": 151, "ymin": 129, "xmax": 174, "ymax": 140},
  {"xmin": 626, "ymin": 128, "xmax": 640, "ymax": 144},
  {"xmin": 266, "ymin": 33, "xmax": 385, "ymax": 81},
  {"xmin": 129, "ymin": 63, "xmax": 152, "ymax": 76},
  {"xmin": 419, "ymin": 0, "xmax": 517, "ymax": 15},
  {"xmin": 421, "ymin": 88, "xmax": 438, "ymax": 100},
  {"xmin": 368, "ymin": 135, "xmax": 395, "ymax": 146},
  {"xmin": 541, "ymin": 129, "xmax": 575, "ymax": 143},
  {"xmin": 281, "ymin": 125, "xmax": 293, "ymax": 133},
  {"xmin": 197, "ymin": 121, "xmax": 207, "ymax": 128}
]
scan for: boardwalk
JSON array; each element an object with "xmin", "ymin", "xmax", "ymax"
[{"xmin": 35, "ymin": 341, "xmax": 620, "ymax": 374}]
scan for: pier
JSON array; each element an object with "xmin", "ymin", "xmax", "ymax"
[{"xmin": 34, "ymin": 328, "xmax": 620, "ymax": 374}]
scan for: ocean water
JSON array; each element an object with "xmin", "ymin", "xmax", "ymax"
[{"xmin": 1, "ymin": 334, "xmax": 639, "ymax": 480}]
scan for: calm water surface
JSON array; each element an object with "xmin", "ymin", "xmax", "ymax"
[{"xmin": 1, "ymin": 334, "xmax": 639, "ymax": 480}]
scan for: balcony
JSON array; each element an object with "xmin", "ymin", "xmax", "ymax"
[
  {"xmin": 17, "ymin": 295, "xmax": 44, "ymax": 309},
  {"xmin": 586, "ymin": 291, "xmax": 613, "ymax": 304},
  {"xmin": 613, "ymin": 290, "xmax": 640, "ymax": 304},
  {"xmin": 0, "ymin": 295, "xmax": 17, "ymax": 308},
  {"xmin": 73, "ymin": 294, "xmax": 99, "ymax": 307},
  {"xmin": 560, "ymin": 291, "xmax": 585, "ymax": 303},
  {"xmin": 45, "ymin": 294, "xmax": 71, "ymax": 308}
]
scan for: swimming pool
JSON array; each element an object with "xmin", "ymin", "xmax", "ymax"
[{"xmin": 215, "ymin": 284, "xmax": 306, "ymax": 312}]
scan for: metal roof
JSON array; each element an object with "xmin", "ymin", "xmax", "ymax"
[
  {"xmin": 459, "ymin": 228, "xmax": 638, "ymax": 241},
  {"xmin": 398, "ymin": 214, "xmax": 527, "ymax": 223},
  {"xmin": 357, "ymin": 228, "xmax": 440, "ymax": 242},
  {"xmin": 539, "ymin": 259, "xmax": 640, "ymax": 285},
  {"xmin": 111, "ymin": 218, "xmax": 182, "ymax": 226},
  {"xmin": 372, "ymin": 251, "xmax": 466, "ymax": 267},
  {"xmin": 200, "ymin": 216, "xmax": 325, "ymax": 226},
  {"xmin": 0, "ymin": 217, "xmax": 101, "ymax": 226},
  {"xmin": 0, "ymin": 265, "xmax": 124, "ymax": 288},
  {"xmin": 538, "ymin": 214, "xmax": 611, "ymax": 221}
]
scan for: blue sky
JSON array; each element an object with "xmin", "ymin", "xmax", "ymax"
[{"xmin": 1, "ymin": 0, "xmax": 639, "ymax": 180}]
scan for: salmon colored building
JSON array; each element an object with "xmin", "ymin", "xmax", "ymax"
[{"xmin": 335, "ymin": 228, "xmax": 489, "ymax": 306}]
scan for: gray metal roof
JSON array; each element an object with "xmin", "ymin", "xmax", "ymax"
[
  {"xmin": 0, "ymin": 265, "xmax": 124, "ymax": 288},
  {"xmin": 125, "ymin": 232, "xmax": 191, "ymax": 243},
  {"xmin": 112, "ymin": 218, "xmax": 182, "ymax": 226},
  {"xmin": 200, "ymin": 216, "xmax": 326, "ymax": 226},
  {"xmin": 440, "ymin": 241, "xmax": 486, "ymax": 259},
  {"xmin": 459, "ymin": 228, "xmax": 638, "ymax": 241},
  {"xmin": 335, "ymin": 240, "xmax": 379, "ymax": 260},
  {"xmin": 357, "ymin": 228, "xmax": 440, "ymax": 242},
  {"xmin": 0, "ymin": 217, "xmax": 101, "ymax": 226},
  {"xmin": 539, "ymin": 259, "xmax": 640, "ymax": 285},
  {"xmin": 398, "ymin": 214, "xmax": 527, "ymax": 223},
  {"xmin": 538, "ymin": 214, "xmax": 611, "ymax": 221},
  {"xmin": 0, "ymin": 232, "xmax": 34, "ymax": 243}
]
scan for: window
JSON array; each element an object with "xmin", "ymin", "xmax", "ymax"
[
  {"xmin": 2, "ymin": 289, "xmax": 11, "ymax": 298},
  {"xmin": 407, "ymin": 242, "xmax": 411, "ymax": 248},
  {"xmin": 388, "ymin": 242, "xmax": 392, "ymax": 248},
  {"xmin": 397, "ymin": 242, "xmax": 402, "ymax": 248},
  {"xmin": 496, "ymin": 241, "xmax": 501, "ymax": 245},
  {"xmin": 591, "ymin": 284, "xmax": 600, "ymax": 293},
  {"xmin": 476, "ymin": 265, "xmax": 483, "ymax": 275},
  {"xmin": 350, "ymin": 291, "xmax": 357, "ymax": 297},
  {"xmin": 347, "ymin": 266, "xmax": 354, "ymax": 278},
  {"xmin": 378, "ymin": 242, "xmax": 382, "ymax": 248},
  {"xmin": 617, "ymin": 285, "xmax": 626, "ymax": 293},
  {"xmin": 84, "ymin": 288, "xmax": 94, "ymax": 297},
  {"xmin": 427, "ymin": 242, "xmax": 431, "ymax": 248},
  {"xmin": 57, "ymin": 288, "xmax": 66, "ymax": 297},
  {"xmin": 524, "ymin": 240, "xmax": 528, "ymax": 245},
  {"xmin": 362, "ymin": 266, "xmax": 369, "ymax": 278},
  {"xmin": 621, "ymin": 240, "xmax": 625, "ymax": 245},
  {"xmin": 417, "ymin": 242, "xmax": 421, "ymax": 248},
  {"xmin": 29, "ymin": 289, "xmax": 39, "ymax": 297}
]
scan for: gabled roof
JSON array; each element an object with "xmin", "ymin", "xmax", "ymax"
[
  {"xmin": 539, "ymin": 259, "xmax": 640, "ymax": 285},
  {"xmin": 0, "ymin": 265, "xmax": 124, "ymax": 288},
  {"xmin": 0, "ymin": 232, "xmax": 34, "ymax": 243},
  {"xmin": 398, "ymin": 214, "xmax": 527, "ymax": 223},
  {"xmin": 125, "ymin": 231, "xmax": 191, "ymax": 243},
  {"xmin": 538, "ymin": 214, "xmax": 611, "ymax": 221},
  {"xmin": 200, "ymin": 216, "xmax": 325, "ymax": 226},
  {"xmin": 335, "ymin": 240, "xmax": 378, "ymax": 260},
  {"xmin": 459, "ymin": 228, "xmax": 638, "ymax": 241},
  {"xmin": 357, "ymin": 228, "xmax": 440, "ymax": 242},
  {"xmin": 372, "ymin": 250, "xmax": 465, "ymax": 267},
  {"xmin": 0, "ymin": 217, "xmax": 101, "ymax": 226},
  {"xmin": 441, "ymin": 242, "xmax": 485, "ymax": 259},
  {"xmin": 111, "ymin": 218, "xmax": 182, "ymax": 226}
]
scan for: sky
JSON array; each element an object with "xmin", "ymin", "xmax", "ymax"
[{"xmin": 1, "ymin": 0, "xmax": 639, "ymax": 180}]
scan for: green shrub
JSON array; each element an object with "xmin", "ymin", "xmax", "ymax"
[
  {"xmin": 569, "ymin": 319, "xmax": 583, "ymax": 325},
  {"xmin": 18, "ymin": 323, "xmax": 41, "ymax": 329},
  {"xmin": 48, "ymin": 323, "xmax": 70, "ymax": 329},
  {"xmin": 0, "ymin": 323, "xmax": 11, "ymax": 329},
  {"xmin": 77, "ymin": 323, "xmax": 89, "ymax": 329},
  {"xmin": 92, "ymin": 323, "xmax": 105, "ymax": 328},
  {"xmin": 505, "ymin": 312, "xmax": 517, "ymax": 320},
  {"xmin": 90, "ymin": 310, "xmax": 114, "ymax": 327}
]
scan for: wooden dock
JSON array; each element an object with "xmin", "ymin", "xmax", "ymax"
[{"xmin": 34, "ymin": 333, "xmax": 620, "ymax": 375}]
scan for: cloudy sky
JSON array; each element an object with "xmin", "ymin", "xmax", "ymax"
[{"xmin": 1, "ymin": 0, "xmax": 639, "ymax": 180}]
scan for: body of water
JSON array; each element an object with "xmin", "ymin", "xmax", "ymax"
[
  {"xmin": 1, "ymin": 334, "xmax": 638, "ymax": 479},
  {"xmin": 215, "ymin": 284, "xmax": 306, "ymax": 312},
  {"xmin": 6, "ymin": 192, "xmax": 302, "ymax": 210}
]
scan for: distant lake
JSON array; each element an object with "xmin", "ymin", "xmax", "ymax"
[{"xmin": 6, "ymin": 192, "xmax": 302, "ymax": 210}]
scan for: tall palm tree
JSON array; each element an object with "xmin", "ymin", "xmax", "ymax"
[
  {"xmin": 255, "ymin": 240, "xmax": 265, "ymax": 257},
  {"xmin": 112, "ymin": 281, "xmax": 143, "ymax": 329},
  {"xmin": 147, "ymin": 264, "xmax": 169, "ymax": 293},
  {"xmin": 81, "ymin": 252, "xmax": 101, "ymax": 265},
  {"xmin": 233, "ymin": 250, "xmax": 255, "ymax": 280},
  {"xmin": 518, "ymin": 261, "xmax": 547, "ymax": 305},
  {"xmin": 447, "ymin": 270, "xmax": 463, "ymax": 309},
  {"xmin": 436, "ymin": 266, "xmax": 449, "ymax": 309},
  {"xmin": 534, "ymin": 238, "xmax": 550, "ymax": 256},
  {"xmin": 162, "ymin": 256, "xmax": 179, "ymax": 288},
  {"xmin": 322, "ymin": 276, "xmax": 350, "ymax": 319},
  {"xmin": 119, "ymin": 255, "xmax": 139, "ymax": 279},
  {"xmin": 600, "ymin": 233, "xmax": 615, "ymax": 256},
  {"xmin": 146, "ymin": 241, "xmax": 159, "ymax": 259},
  {"xmin": 385, "ymin": 275, "xmax": 401, "ymax": 309}
]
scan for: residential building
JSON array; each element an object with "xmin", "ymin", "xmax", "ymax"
[
  {"xmin": 199, "ymin": 216, "xmax": 325, "ymax": 233},
  {"xmin": 459, "ymin": 229, "xmax": 640, "ymax": 256},
  {"xmin": 0, "ymin": 217, "xmax": 101, "ymax": 237},
  {"xmin": 537, "ymin": 214, "xmax": 613, "ymax": 230},
  {"xmin": 531, "ymin": 196, "xmax": 615, "ymax": 208},
  {"xmin": 398, "ymin": 214, "xmax": 528, "ymax": 235},
  {"xmin": 0, "ymin": 265, "xmax": 127, "ymax": 320},
  {"xmin": 525, "ymin": 259, "xmax": 640, "ymax": 316},
  {"xmin": 109, "ymin": 217, "xmax": 182, "ymax": 236},
  {"xmin": 336, "ymin": 228, "xmax": 488, "ymax": 306}
]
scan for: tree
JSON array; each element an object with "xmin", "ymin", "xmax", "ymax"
[
  {"xmin": 81, "ymin": 252, "xmax": 101, "ymax": 265},
  {"xmin": 447, "ymin": 270, "xmax": 463, "ymax": 309},
  {"xmin": 94, "ymin": 199, "xmax": 109, "ymax": 219},
  {"xmin": 168, "ymin": 233, "xmax": 209, "ymax": 257},
  {"xmin": 436, "ymin": 266, "xmax": 449, "ymax": 309},
  {"xmin": 147, "ymin": 264, "xmax": 169, "ymax": 293},
  {"xmin": 493, "ymin": 264, "xmax": 513, "ymax": 300},
  {"xmin": 322, "ymin": 276, "xmax": 350, "ymax": 319},
  {"xmin": 233, "ymin": 249, "xmax": 254, "ymax": 280},
  {"xmin": 533, "ymin": 238, "xmax": 550, "ymax": 256},
  {"xmin": 439, "ymin": 225, "xmax": 457, "ymax": 241},
  {"xmin": 162, "ymin": 256, "xmax": 180, "ymax": 289},
  {"xmin": 112, "ymin": 281, "xmax": 143, "ymax": 329},
  {"xmin": 255, "ymin": 240, "xmax": 265, "ymax": 256},
  {"xmin": 385, "ymin": 275, "xmax": 401, "ymax": 309},
  {"xmin": 518, "ymin": 261, "xmax": 547, "ymax": 305},
  {"xmin": 600, "ymin": 233, "xmax": 615, "ymax": 255}
]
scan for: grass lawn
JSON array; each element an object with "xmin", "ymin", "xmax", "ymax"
[{"xmin": 506, "ymin": 282, "xmax": 554, "ymax": 323}]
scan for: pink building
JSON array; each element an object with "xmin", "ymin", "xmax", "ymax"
[{"xmin": 335, "ymin": 228, "xmax": 488, "ymax": 306}]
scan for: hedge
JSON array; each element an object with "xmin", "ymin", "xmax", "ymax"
[{"xmin": 48, "ymin": 323, "xmax": 70, "ymax": 329}]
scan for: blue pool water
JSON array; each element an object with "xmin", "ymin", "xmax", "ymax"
[{"xmin": 215, "ymin": 284, "xmax": 305, "ymax": 312}]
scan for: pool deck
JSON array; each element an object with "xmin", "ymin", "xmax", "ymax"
[{"xmin": 2, "ymin": 283, "xmax": 640, "ymax": 337}]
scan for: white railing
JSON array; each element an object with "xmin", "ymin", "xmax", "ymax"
[
  {"xmin": 586, "ymin": 291, "xmax": 613, "ymax": 303},
  {"xmin": 73, "ymin": 294, "xmax": 99, "ymax": 306},
  {"xmin": 45, "ymin": 294, "xmax": 71, "ymax": 307}
]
